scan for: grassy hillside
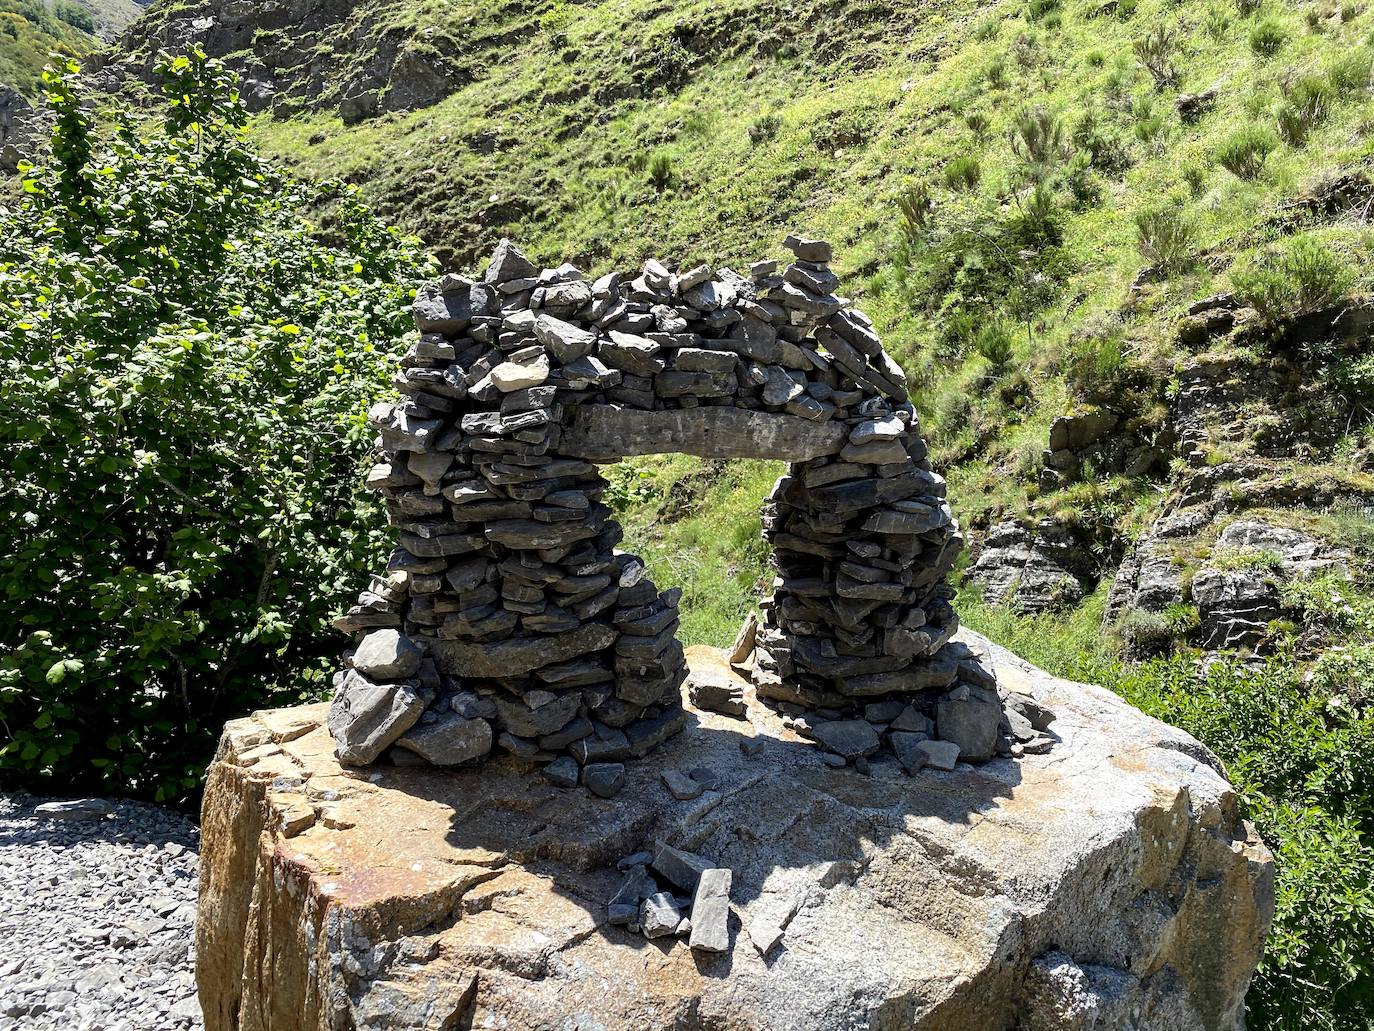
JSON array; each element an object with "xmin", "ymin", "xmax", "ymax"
[
  {"xmin": 101, "ymin": 1, "xmax": 1374, "ymax": 1024},
  {"xmin": 238, "ymin": 0, "xmax": 1374, "ymax": 639},
  {"xmin": 2, "ymin": 0, "xmax": 139, "ymax": 93}
]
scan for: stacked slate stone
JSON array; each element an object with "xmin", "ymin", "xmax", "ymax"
[
  {"xmin": 326, "ymin": 231, "xmax": 993, "ymax": 781},
  {"xmin": 327, "ymin": 239, "xmax": 691, "ymax": 778}
]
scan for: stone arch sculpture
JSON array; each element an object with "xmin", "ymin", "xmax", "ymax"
[{"xmin": 327, "ymin": 234, "xmax": 990, "ymax": 774}]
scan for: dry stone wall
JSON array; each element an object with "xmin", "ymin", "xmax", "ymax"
[{"xmin": 328, "ymin": 234, "xmax": 998, "ymax": 783}]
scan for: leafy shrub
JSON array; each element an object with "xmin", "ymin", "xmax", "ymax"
[
  {"xmin": 943, "ymin": 154, "xmax": 982, "ymax": 191},
  {"xmin": 1231, "ymin": 234, "xmax": 1355, "ymax": 320},
  {"xmin": 1027, "ymin": 0, "xmax": 1059, "ymax": 21},
  {"xmin": 1276, "ymin": 73, "xmax": 1333, "ymax": 145},
  {"xmin": 1010, "ymin": 105, "xmax": 1073, "ymax": 172},
  {"xmin": 975, "ymin": 320, "xmax": 1015, "ymax": 367},
  {"xmin": 52, "ymin": 0, "xmax": 93, "ymax": 31},
  {"xmin": 1135, "ymin": 204, "xmax": 1196, "ymax": 273},
  {"xmin": 748, "ymin": 113, "xmax": 781, "ymax": 145},
  {"xmin": 647, "ymin": 151, "xmax": 674, "ymax": 191},
  {"xmin": 964, "ymin": 110, "xmax": 990, "ymax": 138},
  {"xmin": 1250, "ymin": 17, "xmax": 1290, "ymax": 54},
  {"xmin": 1134, "ymin": 24, "xmax": 1180, "ymax": 87},
  {"xmin": 1215, "ymin": 124, "xmax": 1278, "ymax": 178},
  {"xmin": 1117, "ymin": 0, "xmax": 1139, "ymax": 19},
  {"xmin": 1182, "ymin": 163, "xmax": 1207, "ymax": 195},
  {"xmin": 0, "ymin": 53, "xmax": 432, "ymax": 802}
]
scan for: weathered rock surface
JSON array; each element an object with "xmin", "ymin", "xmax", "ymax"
[
  {"xmin": 198, "ymin": 642, "xmax": 1272, "ymax": 1031},
  {"xmin": 969, "ymin": 519, "xmax": 1098, "ymax": 614}
]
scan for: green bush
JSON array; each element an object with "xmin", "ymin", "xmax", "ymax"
[
  {"xmin": 0, "ymin": 53, "xmax": 433, "ymax": 802},
  {"xmin": 1250, "ymin": 17, "xmax": 1290, "ymax": 54},
  {"xmin": 647, "ymin": 151, "xmax": 674, "ymax": 191},
  {"xmin": 1215, "ymin": 124, "xmax": 1278, "ymax": 178},
  {"xmin": 943, "ymin": 154, "xmax": 982, "ymax": 191},
  {"xmin": 1135, "ymin": 204, "xmax": 1196, "ymax": 273},
  {"xmin": 1231, "ymin": 235, "xmax": 1355, "ymax": 320},
  {"xmin": 52, "ymin": 0, "xmax": 93, "ymax": 31},
  {"xmin": 975, "ymin": 320, "xmax": 1015, "ymax": 367},
  {"xmin": 1277, "ymin": 73, "xmax": 1333, "ymax": 145}
]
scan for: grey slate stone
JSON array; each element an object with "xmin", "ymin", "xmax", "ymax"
[
  {"xmin": 688, "ymin": 868, "xmax": 732, "ymax": 954},
  {"xmin": 350, "ymin": 629, "xmax": 424, "ymax": 680}
]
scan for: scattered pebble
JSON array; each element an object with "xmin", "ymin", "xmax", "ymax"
[{"xmin": 0, "ymin": 792, "xmax": 202, "ymax": 1031}]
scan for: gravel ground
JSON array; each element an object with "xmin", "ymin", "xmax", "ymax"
[{"xmin": 0, "ymin": 791, "xmax": 203, "ymax": 1030}]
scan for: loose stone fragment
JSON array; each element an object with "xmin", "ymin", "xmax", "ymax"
[
  {"xmin": 652, "ymin": 842, "xmax": 714, "ymax": 891},
  {"xmin": 936, "ymin": 685, "xmax": 1001, "ymax": 761},
  {"xmin": 640, "ymin": 893, "xmax": 681, "ymax": 939},
  {"xmin": 584, "ymin": 762, "xmax": 627, "ymax": 798},
  {"xmin": 327, "ymin": 671, "xmax": 425, "ymax": 765},
  {"xmin": 889, "ymin": 731, "xmax": 930, "ymax": 774},
  {"xmin": 491, "ymin": 353, "xmax": 550, "ymax": 391},
  {"xmin": 917, "ymin": 739, "xmax": 961, "ymax": 771},
  {"xmin": 395, "ymin": 713, "xmax": 492, "ymax": 765},
  {"xmin": 544, "ymin": 755, "xmax": 580, "ymax": 788},
  {"xmin": 688, "ymin": 869, "xmax": 732, "ymax": 954},
  {"xmin": 661, "ymin": 769, "xmax": 703, "ymax": 801},
  {"xmin": 812, "ymin": 719, "xmax": 880, "ymax": 759}
]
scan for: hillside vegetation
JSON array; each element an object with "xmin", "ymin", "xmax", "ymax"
[
  {"xmin": 16, "ymin": 0, "xmax": 1374, "ymax": 1024},
  {"xmin": 1, "ymin": 0, "xmax": 139, "ymax": 92}
]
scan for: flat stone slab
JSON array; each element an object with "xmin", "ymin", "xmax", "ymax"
[
  {"xmin": 559, "ymin": 405, "xmax": 848, "ymax": 462},
  {"xmin": 197, "ymin": 636, "xmax": 1273, "ymax": 1031}
]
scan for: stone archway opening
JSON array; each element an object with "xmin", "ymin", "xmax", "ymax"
[{"xmin": 327, "ymin": 235, "xmax": 1000, "ymax": 778}]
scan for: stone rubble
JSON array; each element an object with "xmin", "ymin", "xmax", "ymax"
[
  {"xmin": 328, "ymin": 233, "xmax": 1050, "ymax": 784},
  {"xmin": 0, "ymin": 792, "xmax": 202, "ymax": 1031}
]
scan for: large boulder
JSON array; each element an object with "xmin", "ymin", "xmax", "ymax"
[{"xmin": 198, "ymin": 640, "xmax": 1272, "ymax": 1031}]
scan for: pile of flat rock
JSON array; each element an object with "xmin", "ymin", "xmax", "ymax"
[
  {"xmin": 607, "ymin": 841, "xmax": 733, "ymax": 954},
  {"xmin": 327, "ymin": 232, "xmax": 1053, "ymax": 789}
]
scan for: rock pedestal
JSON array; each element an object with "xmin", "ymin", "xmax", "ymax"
[{"xmin": 198, "ymin": 638, "xmax": 1272, "ymax": 1031}]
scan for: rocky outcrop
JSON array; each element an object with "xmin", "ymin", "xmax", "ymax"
[
  {"xmin": 969, "ymin": 519, "xmax": 1099, "ymax": 613},
  {"xmin": 106, "ymin": 0, "xmax": 476, "ymax": 119},
  {"xmin": 0, "ymin": 85, "xmax": 43, "ymax": 173},
  {"xmin": 1107, "ymin": 300, "xmax": 1373, "ymax": 655},
  {"xmin": 197, "ymin": 640, "xmax": 1273, "ymax": 1031}
]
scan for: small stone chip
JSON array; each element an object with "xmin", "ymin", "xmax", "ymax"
[{"xmin": 661, "ymin": 769, "xmax": 703, "ymax": 801}]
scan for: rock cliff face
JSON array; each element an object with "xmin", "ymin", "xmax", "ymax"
[
  {"xmin": 197, "ymin": 638, "xmax": 1273, "ymax": 1031},
  {"xmin": 1107, "ymin": 301, "xmax": 1374, "ymax": 657},
  {"xmin": 970, "ymin": 300, "xmax": 1374, "ymax": 636}
]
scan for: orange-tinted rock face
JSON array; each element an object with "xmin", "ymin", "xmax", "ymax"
[{"xmin": 198, "ymin": 639, "xmax": 1272, "ymax": 1031}]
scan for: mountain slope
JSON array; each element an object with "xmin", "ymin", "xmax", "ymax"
[{"xmin": 1, "ymin": 0, "xmax": 140, "ymax": 94}]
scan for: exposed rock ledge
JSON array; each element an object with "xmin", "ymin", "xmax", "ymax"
[{"xmin": 197, "ymin": 636, "xmax": 1273, "ymax": 1031}]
